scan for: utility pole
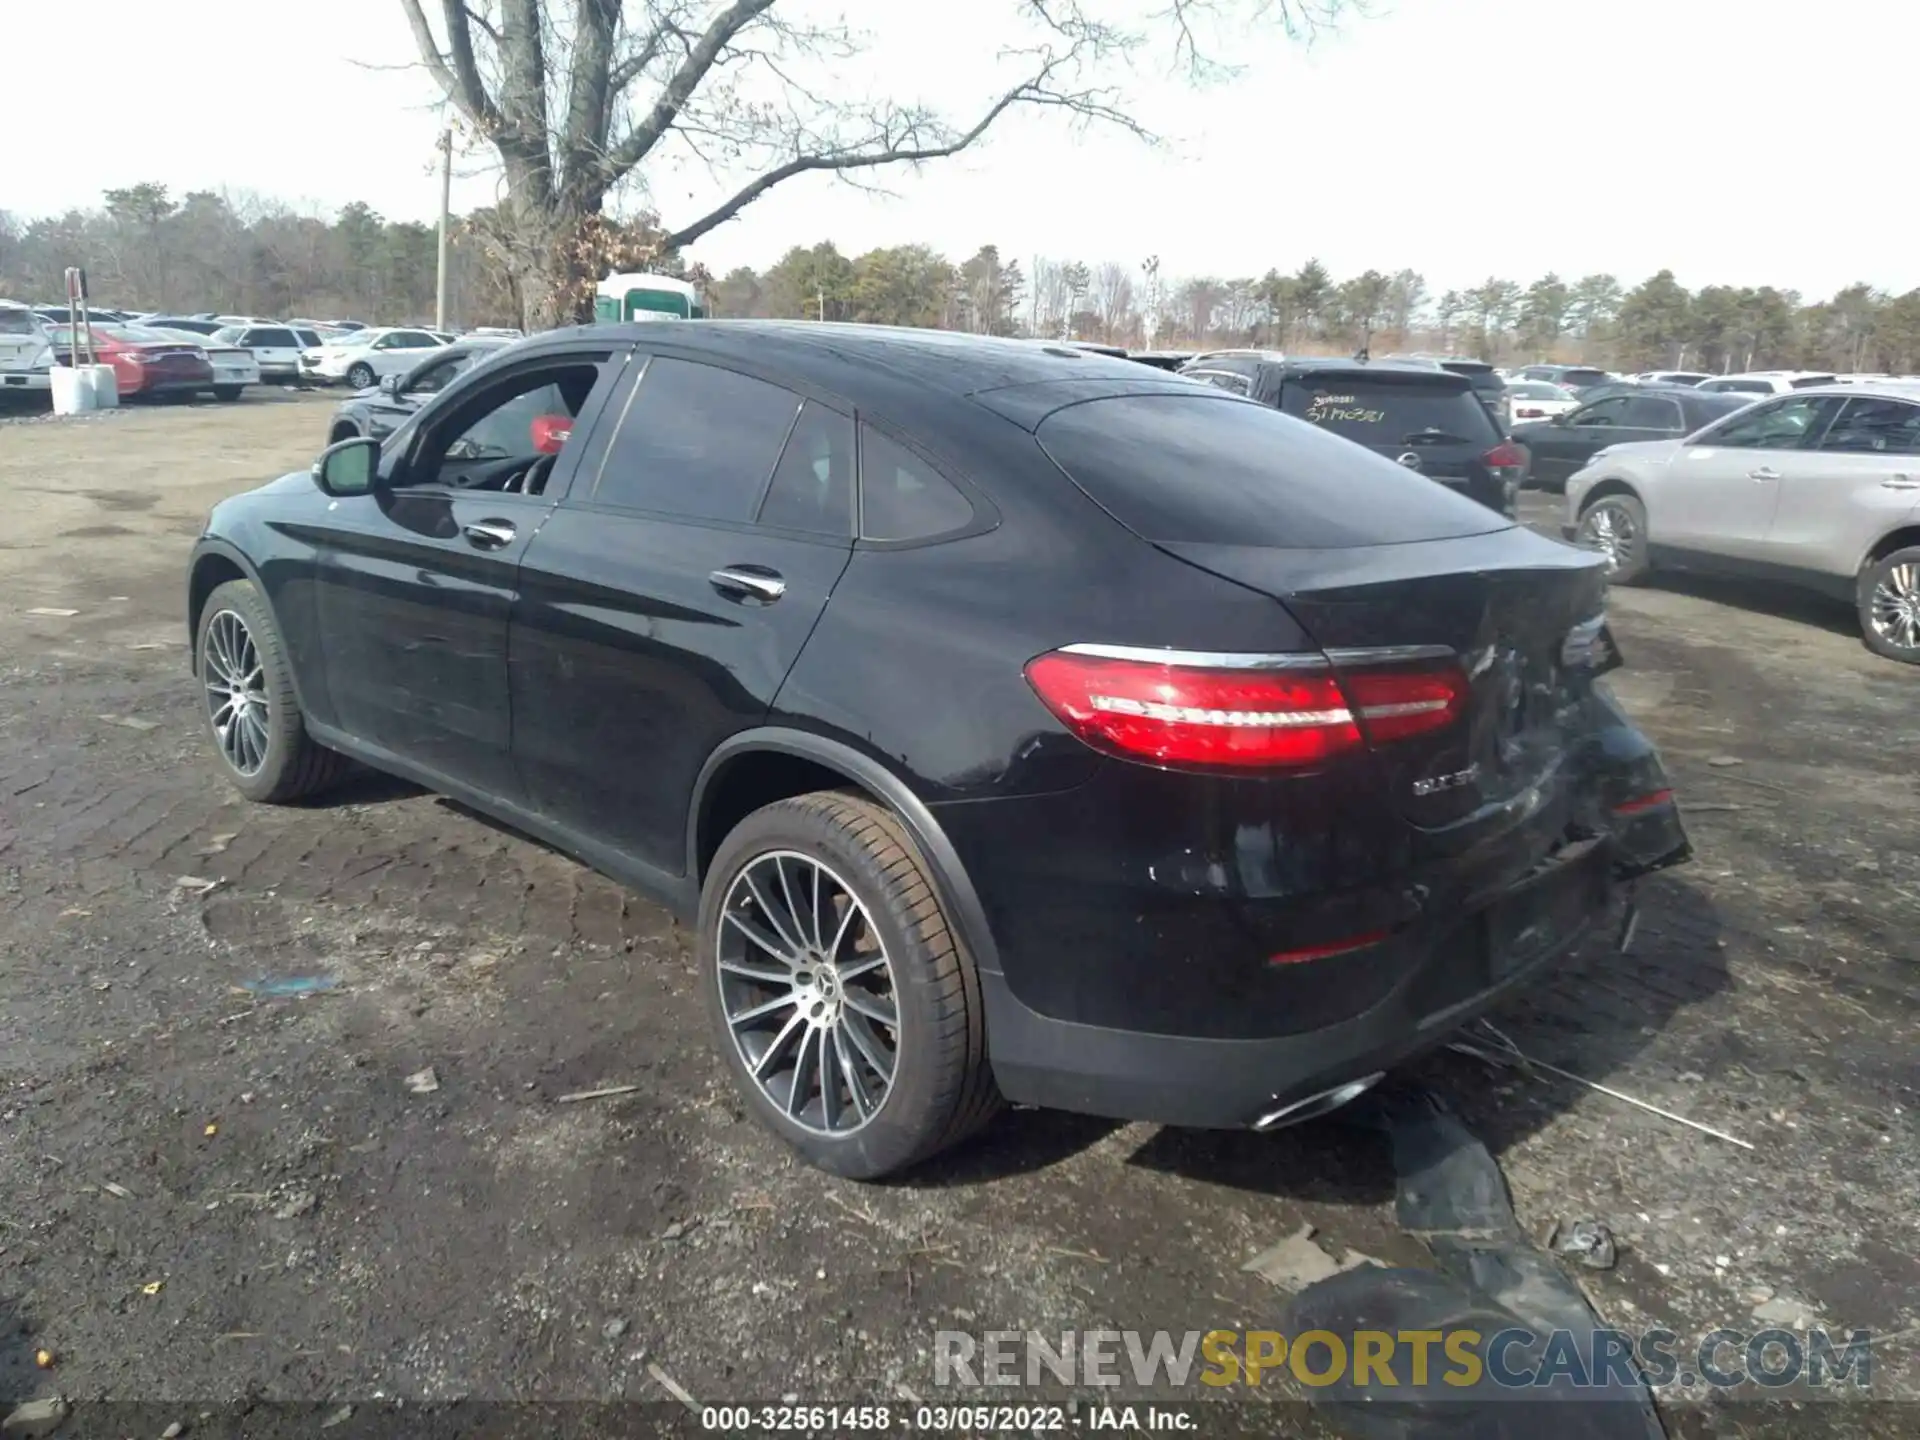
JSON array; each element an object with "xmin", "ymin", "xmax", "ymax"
[{"xmin": 434, "ymin": 127, "xmax": 453, "ymax": 331}]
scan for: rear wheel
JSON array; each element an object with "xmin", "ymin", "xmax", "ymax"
[
  {"xmin": 1858, "ymin": 546, "xmax": 1920, "ymax": 664},
  {"xmin": 196, "ymin": 579, "xmax": 350, "ymax": 803},
  {"xmin": 698, "ymin": 792, "xmax": 1001, "ymax": 1179},
  {"xmin": 1576, "ymin": 493, "xmax": 1650, "ymax": 585},
  {"xmin": 213, "ymin": 385, "xmax": 242, "ymax": 402},
  {"xmin": 345, "ymin": 362, "xmax": 375, "ymax": 390}
]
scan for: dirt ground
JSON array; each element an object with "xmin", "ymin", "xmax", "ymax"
[{"xmin": 0, "ymin": 393, "xmax": 1914, "ymax": 1432}]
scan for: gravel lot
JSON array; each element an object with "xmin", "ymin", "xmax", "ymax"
[{"xmin": 1, "ymin": 393, "xmax": 1914, "ymax": 1431}]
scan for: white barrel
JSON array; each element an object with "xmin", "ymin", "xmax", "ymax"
[
  {"xmin": 49, "ymin": 366, "xmax": 96, "ymax": 415},
  {"xmin": 85, "ymin": 364, "xmax": 119, "ymax": 408}
]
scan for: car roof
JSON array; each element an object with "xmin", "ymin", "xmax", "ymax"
[{"xmin": 1188, "ymin": 350, "xmax": 1469, "ymax": 382}]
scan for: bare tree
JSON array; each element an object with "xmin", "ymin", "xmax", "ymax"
[
  {"xmin": 1090, "ymin": 261, "xmax": 1135, "ymax": 342},
  {"xmin": 397, "ymin": 0, "xmax": 1353, "ymax": 329}
]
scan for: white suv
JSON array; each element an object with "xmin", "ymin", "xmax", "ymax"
[{"xmin": 0, "ymin": 300, "xmax": 56, "ymax": 395}]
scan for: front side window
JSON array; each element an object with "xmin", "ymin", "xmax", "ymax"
[
  {"xmin": 1697, "ymin": 394, "xmax": 1831, "ymax": 449},
  {"xmin": 592, "ymin": 356, "xmax": 801, "ymax": 521},
  {"xmin": 1570, "ymin": 397, "xmax": 1632, "ymax": 427},
  {"xmin": 406, "ymin": 359, "xmax": 607, "ymax": 493},
  {"xmin": 1191, "ymin": 370, "xmax": 1252, "ymax": 395}
]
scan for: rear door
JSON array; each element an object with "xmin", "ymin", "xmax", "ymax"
[
  {"xmin": 1278, "ymin": 370, "xmax": 1503, "ymax": 506},
  {"xmin": 510, "ymin": 353, "xmax": 856, "ymax": 875},
  {"xmin": 1765, "ymin": 394, "xmax": 1920, "ymax": 576},
  {"xmin": 0, "ymin": 306, "xmax": 47, "ymax": 383},
  {"xmin": 1656, "ymin": 393, "xmax": 1839, "ymax": 556}
]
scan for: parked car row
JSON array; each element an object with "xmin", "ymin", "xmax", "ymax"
[{"xmin": 192, "ymin": 319, "xmax": 1691, "ymax": 1179}]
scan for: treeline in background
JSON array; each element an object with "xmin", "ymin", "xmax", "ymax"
[{"xmin": 6, "ymin": 185, "xmax": 1919, "ymax": 375}]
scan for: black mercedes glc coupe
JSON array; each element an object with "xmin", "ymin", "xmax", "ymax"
[{"xmin": 185, "ymin": 321, "xmax": 1690, "ymax": 1179}]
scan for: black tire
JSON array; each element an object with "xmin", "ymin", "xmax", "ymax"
[
  {"xmin": 328, "ymin": 424, "xmax": 362, "ymax": 445},
  {"xmin": 699, "ymin": 791, "xmax": 1002, "ymax": 1179},
  {"xmin": 213, "ymin": 385, "xmax": 242, "ymax": 402},
  {"xmin": 196, "ymin": 579, "xmax": 350, "ymax": 803},
  {"xmin": 1575, "ymin": 492, "xmax": 1651, "ymax": 585},
  {"xmin": 345, "ymin": 362, "xmax": 375, "ymax": 390},
  {"xmin": 1857, "ymin": 545, "xmax": 1920, "ymax": 664}
]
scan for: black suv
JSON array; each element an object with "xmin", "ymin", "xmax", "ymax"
[
  {"xmin": 1181, "ymin": 353, "xmax": 1525, "ymax": 515},
  {"xmin": 185, "ymin": 323, "xmax": 1688, "ymax": 1179},
  {"xmin": 1383, "ymin": 353, "xmax": 1511, "ymax": 432}
]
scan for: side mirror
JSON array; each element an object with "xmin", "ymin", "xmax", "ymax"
[
  {"xmin": 1552, "ymin": 412, "xmax": 1571, "ymax": 426},
  {"xmin": 312, "ymin": 436, "xmax": 381, "ymax": 497},
  {"xmin": 530, "ymin": 415, "xmax": 572, "ymax": 455},
  {"xmin": 378, "ymin": 372, "xmax": 404, "ymax": 395}
]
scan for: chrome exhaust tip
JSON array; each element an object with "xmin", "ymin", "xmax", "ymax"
[{"xmin": 1253, "ymin": 1072, "xmax": 1386, "ymax": 1132}]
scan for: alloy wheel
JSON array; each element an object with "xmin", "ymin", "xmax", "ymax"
[
  {"xmin": 1579, "ymin": 502, "xmax": 1636, "ymax": 574},
  {"xmin": 715, "ymin": 850, "xmax": 899, "ymax": 1136},
  {"xmin": 203, "ymin": 609, "xmax": 271, "ymax": 776},
  {"xmin": 1868, "ymin": 562, "xmax": 1920, "ymax": 651}
]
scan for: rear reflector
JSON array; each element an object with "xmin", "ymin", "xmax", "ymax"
[
  {"xmin": 1267, "ymin": 929, "xmax": 1390, "ymax": 966},
  {"xmin": 1612, "ymin": 788, "xmax": 1674, "ymax": 816},
  {"xmin": 1024, "ymin": 649, "xmax": 1466, "ymax": 770}
]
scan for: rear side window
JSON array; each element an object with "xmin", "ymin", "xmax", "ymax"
[
  {"xmin": 593, "ymin": 356, "xmax": 800, "ymax": 521},
  {"xmin": 1036, "ymin": 394, "xmax": 1510, "ymax": 550},
  {"xmin": 859, "ymin": 428, "xmax": 973, "ymax": 541},
  {"xmin": 1818, "ymin": 396, "xmax": 1920, "ymax": 455},
  {"xmin": 1620, "ymin": 396, "xmax": 1685, "ymax": 429},
  {"xmin": 757, "ymin": 402, "xmax": 855, "ymax": 537},
  {"xmin": 1279, "ymin": 376, "xmax": 1498, "ymax": 447}
]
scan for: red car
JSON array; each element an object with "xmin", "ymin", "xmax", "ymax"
[{"xmin": 48, "ymin": 324, "xmax": 215, "ymax": 400}]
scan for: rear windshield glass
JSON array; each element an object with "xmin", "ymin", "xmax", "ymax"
[
  {"xmin": 1560, "ymin": 369, "xmax": 1610, "ymax": 387},
  {"xmin": 0, "ymin": 308, "xmax": 40, "ymax": 335},
  {"xmin": 1036, "ymin": 394, "xmax": 1512, "ymax": 550},
  {"xmin": 1278, "ymin": 376, "xmax": 1500, "ymax": 447}
]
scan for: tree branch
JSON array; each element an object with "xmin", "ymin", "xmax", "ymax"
[
  {"xmin": 398, "ymin": 0, "xmax": 505, "ymax": 133},
  {"xmin": 596, "ymin": 0, "xmax": 779, "ymax": 190},
  {"xmin": 662, "ymin": 66, "xmax": 1148, "ymax": 250}
]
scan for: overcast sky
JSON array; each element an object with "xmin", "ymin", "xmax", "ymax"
[{"xmin": 8, "ymin": 0, "xmax": 1911, "ymax": 298}]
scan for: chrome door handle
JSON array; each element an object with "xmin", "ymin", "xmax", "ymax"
[
  {"xmin": 709, "ymin": 566, "xmax": 786, "ymax": 603},
  {"xmin": 462, "ymin": 519, "xmax": 516, "ymax": 548},
  {"xmin": 1882, "ymin": 475, "xmax": 1919, "ymax": 490},
  {"xmin": 1747, "ymin": 466, "xmax": 1780, "ymax": 481}
]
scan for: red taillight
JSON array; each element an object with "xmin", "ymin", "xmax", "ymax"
[
  {"xmin": 1484, "ymin": 441, "xmax": 1525, "ymax": 470},
  {"xmin": 1268, "ymin": 929, "xmax": 1390, "ymax": 966},
  {"xmin": 1342, "ymin": 666, "xmax": 1468, "ymax": 743},
  {"xmin": 1023, "ymin": 651, "xmax": 1466, "ymax": 770},
  {"xmin": 1516, "ymin": 407, "xmax": 1544, "ymax": 419}
]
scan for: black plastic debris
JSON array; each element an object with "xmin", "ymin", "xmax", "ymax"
[{"xmin": 1283, "ymin": 1088, "xmax": 1665, "ymax": 1440}]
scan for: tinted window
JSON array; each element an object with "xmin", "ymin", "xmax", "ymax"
[
  {"xmin": 246, "ymin": 328, "xmax": 298, "ymax": 347},
  {"xmin": 1192, "ymin": 370, "xmax": 1252, "ymax": 395},
  {"xmin": 292, "ymin": 328, "xmax": 321, "ymax": 347},
  {"xmin": 408, "ymin": 356, "xmax": 467, "ymax": 393},
  {"xmin": 1620, "ymin": 395, "xmax": 1684, "ymax": 430},
  {"xmin": 1279, "ymin": 376, "xmax": 1499, "ymax": 445},
  {"xmin": 859, "ymin": 427, "xmax": 974, "ymax": 541},
  {"xmin": 1817, "ymin": 397, "xmax": 1920, "ymax": 455},
  {"xmin": 1572, "ymin": 397, "xmax": 1632, "ymax": 426},
  {"xmin": 593, "ymin": 356, "xmax": 800, "ymax": 521},
  {"xmin": 1789, "ymin": 374, "xmax": 1838, "ymax": 388},
  {"xmin": 1705, "ymin": 379, "xmax": 1773, "ymax": 394},
  {"xmin": 1560, "ymin": 369, "xmax": 1611, "ymax": 388},
  {"xmin": 756, "ymin": 402, "xmax": 855, "ymax": 537},
  {"xmin": 1036, "ymin": 394, "xmax": 1510, "ymax": 550},
  {"xmin": 1700, "ymin": 395, "xmax": 1829, "ymax": 449}
]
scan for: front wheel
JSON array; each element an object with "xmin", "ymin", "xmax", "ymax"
[
  {"xmin": 698, "ymin": 792, "xmax": 1001, "ymax": 1179},
  {"xmin": 345, "ymin": 362, "xmax": 375, "ymax": 389},
  {"xmin": 1575, "ymin": 493, "xmax": 1650, "ymax": 585},
  {"xmin": 196, "ymin": 579, "xmax": 350, "ymax": 803},
  {"xmin": 1858, "ymin": 546, "xmax": 1920, "ymax": 664}
]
